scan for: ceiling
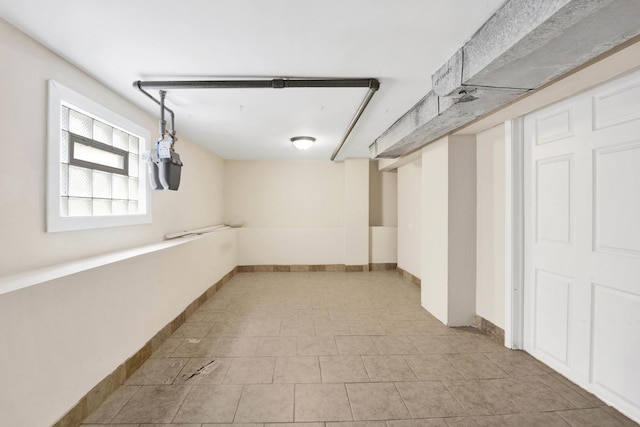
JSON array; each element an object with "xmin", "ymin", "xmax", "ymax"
[{"xmin": 0, "ymin": 0, "xmax": 506, "ymax": 161}]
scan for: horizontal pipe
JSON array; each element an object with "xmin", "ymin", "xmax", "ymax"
[
  {"xmin": 133, "ymin": 78, "xmax": 380, "ymax": 161},
  {"xmin": 330, "ymin": 87, "xmax": 378, "ymax": 161},
  {"xmin": 134, "ymin": 78, "xmax": 379, "ymax": 91}
]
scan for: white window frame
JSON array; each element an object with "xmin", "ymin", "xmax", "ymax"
[{"xmin": 47, "ymin": 80, "xmax": 152, "ymax": 232}]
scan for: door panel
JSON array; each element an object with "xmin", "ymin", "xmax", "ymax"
[
  {"xmin": 534, "ymin": 269, "xmax": 572, "ymax": 365},
  {"xmin": 524, "ymin": 68, "xmax": 640, "ymax": 422}
]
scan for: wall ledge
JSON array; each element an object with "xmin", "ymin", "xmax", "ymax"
[{"xmin": 0, "ymin": 228, "xmax": 232, "ymax": 296}]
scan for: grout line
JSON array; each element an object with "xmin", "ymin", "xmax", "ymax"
[{"xmin": 393, "ymin": 381, "xmax": 413, "ymax": 418}]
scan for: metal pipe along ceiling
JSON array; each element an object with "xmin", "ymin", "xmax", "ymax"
[{"xmin": 133, "ymin": 78, "xmax": 380, "ymax": 161}]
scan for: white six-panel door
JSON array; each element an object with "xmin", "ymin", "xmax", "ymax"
[{"xmin": 524, "ymin": 68, "xmax": 640, "ymax": 422}]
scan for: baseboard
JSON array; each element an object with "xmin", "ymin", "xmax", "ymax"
[
  {"xmin": 475, "ymin": 314, "xmax": 505, "ymax": 345},
  {"xmin": 237, "ymin": 263, "xmax": 397, "ymax": 273},
  {"xmin": 53, "ymin": 267, "xmax": 238, "ymax": 427},
  {"xmin": 396, "ymin": 266, "xmax": 421, "ymax": 288}
]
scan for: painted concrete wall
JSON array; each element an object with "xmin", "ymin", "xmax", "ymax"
[
  {"xmin": 397, "ymin": 159, "xmax": 422, "ymax": 278},
  {"xmin": 224, "ymin": 160, "xmax": 345, "ymax": 228},
  {"xmin": 476, "ymin": 124, "xmax": 506, "ymax": 328},
  {"xmin": 421, "ymin": 138, "xmax": 449, "ymax": 321},
  {"xmin": 370, "ymin": 161, "xmax": 398, "ymax": 227},
  {"xmin": 421, "ymin": 136, "xmax": 476, "ymax": 326},
  {"xmin": 344, "ymin": 159, "xmax": 370, "ymax": 266},
  {"xmin": 226, "ymin": 159, "xmax": 392, "ymax": 266},
  {"xmin": 0, "ymin": 20, "xmax": 232, "ymax": 426},
  {"xmin": 0, "ymin": 19, "xmax": 225, "ymax": 277},
  {"xmin": 447, "ymin": 135, "xmax": 477, "ymax": 326},
  {"xmin": 224, "ymin": 160, "xmax": 345, "ymax": 265},
  {"xmin": 0, "ymin": 232, "xmax": 236, "ymax": 427}
]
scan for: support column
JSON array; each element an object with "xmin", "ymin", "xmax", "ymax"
[
  {"xmin": 421, "ymin": 135, "xmax": 476, "ymax": 325},
  {"xmin": 344, "ymin": 158, "xmax": 370, "ymax": 270}
]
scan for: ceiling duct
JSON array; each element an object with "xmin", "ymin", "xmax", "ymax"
[{"xmin": 370, "ymin": 0, "xmax": 640, "ymax": 159}]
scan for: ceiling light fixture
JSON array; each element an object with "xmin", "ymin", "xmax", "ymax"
[{"xmin": 291, "ymin": 136, "xmax": 315, "ymax": 150}]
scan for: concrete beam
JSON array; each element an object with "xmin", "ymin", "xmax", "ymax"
[{"xmin": 371, "ymin": 0, "xmax": 640, "ymax": 159}]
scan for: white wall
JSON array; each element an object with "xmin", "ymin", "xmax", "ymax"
[
  {"xmin": 0, "ymin": 231, "xmax": 236, "ymax": 427},
  {"xmin": 0, "ymin": 19, "xmax": 232, "ymax": 426},
  {"xmin": 225, "ymin": 160, "xmax": 346, "ymax": 265},
  {"xmin": 397, "ymin": 159, "xmax": 422, "ymax": 277},
  {"xmin": 447, "ymin": 136, "xmax": 477, "ymax": 326},
  {"xmin": 421, "ymin": 136, "xmax": 476, "ymax": 326},
  {"xmin": 370, "ymin": 161, "xmax": 398, "ymax": 226},
  {"xmin": 224, "ymin": 160, "xmax": 344, "ymax": 227},
  {"xmin": 421, "ymin": 139, "xmax": 449, "ymax": 320},
  {"xmin": 476, "ymin": 124, "xmax": 506, "ymax": 328},
  {"xmin": 344, "ymin": 159, "xmax": 369, "ymax": 266},
  {"xmin": 0, "ymin": 19, "xmax": 224, "ymax": 277}
]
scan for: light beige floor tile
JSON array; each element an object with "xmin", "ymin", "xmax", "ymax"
[
  {"xmin": 172, "ymin": 322, "xmax": 214, "ymax": 338},
  {"xmin": 244, "ymin": 321, "xmax": 283, "ymax": 337},
  {"xmin": 268, "ymin": 423, "xmax": 324, "ymax": 427},
  {"xmin": 483, "ymin": 351, "xmax": 550, "ymax": 377},
  {"xmin": 346, "ymin": 382, "xmax": 410, "ymax": 421},
  {"xmin": 208, "ymin": 321, "xmax": 250, "ymax": 336},
  {"xmin": 298, "ymin": 336, "xmax": 338, "ymax": 356},
  {"xmin": 150, "ymin": 337, "xmax": 184, "ymax": 358},
  {"xmin": 371, "ymin": 337, "xmax": 418, "ymax": 355},
  {"xmin": 203, "ymin": 310, "xmax": 238, "ymax": 322},
  {"xmin": 326, "ymin": 422, "xmax": 386, "ymax": 427},
  {"xmin": 443, "ymin": 380, "xmax": 519, "ymax": 416},
  {"xmin": 601, "ymin": 406, "xmax": 640, "ymax": 426},
  {"xmin": 82, "ymin": 272, "xmax": 627, "ymax": 427},
  {"xmin": 295, "ymin": 383, "xmax": 353, "ymax": 422},
  {"xmin": 273, "ymin": 356, "xmax": 321, "ymax": 384},
  {"xmin": 299, "ymin": 309, "xmax": 331, "ymax": 321},
  {"xmin": 445, "ymin": 412, "xmax": 570, "ymax": 427},
  {"xmin": 224, "ymin": 357, "xmax": 276, "ymax": 384},
  {"xmin": 446, "ymin": 354, "xmax": 509, "ymax": 380},
  {"xmin": 446, "ymin": 335, "xmax": 505, "ymax": 353},
  {"xmin": 403, "ymin": 355, "xmax": 464, "ymax": 381},
  {"xmin": 125, "ymin": 358, "xmax": 187, "ymax": 385},
  {"xmin": 83, "ymin": 386, "xmax": 140, "ymax": 423},
  {"xmin": 408, "ymin": 336, "xmax": 457, "ymax": 355},
  {"xmin": 256, "ymin": 336, "xmax": 298, "ymax": 356},
  {"xmin": 214, "ymin": 337, "xmax": 260, "ymax": 357},
  {"xmin": 202, "ymin": 424, "xmax": 262, "ymax": 427},
  {"xmin": 487, "ymin": 376, "xmax": 574, "ymax": 412},
  {"xmin": 281, "ymin": 321, "xmax": 316, "ymax": 337},
  {"xmin": 329, "ymin": 310, "xmax": 363, "ymax": 321},
  {"xmin": 362, "ymin": 356, "xmax": 417, "ymax": 382},
  {"xmin": 500, "ymin": 412, "xmax": 574, "ymax": 426},
  {"xmin": 172, "ymin": 337, "xmax": 219, "ymax": 358},
  {"xmin": 173, "ymin": 384, "xmax": 242, "ymax": 423},
  {"xmin": 112, "ymin": 385, "xmax": 191, "ymax": 424},
  {"xmin": 235, "ymin": 384, "xmax": 294, "ymax": 423},
  {"xmin": 395, "ymin": 381, "xmax": 466, "ymax": 418},
  {"xmin": 386, "ymin": 419, "xmax": 447, "ymax": 427},
  {"xmin": 319, "ymin": 356, "xmax": 369, "ymax": 383},
  {"xmin": 81, "ymin": 424, "xmax": 139, "ymax": 427},
  {"xmin": 348, "ymin": 321, "xmax": 386, "ymax": 335},
  {"xmin": 315, "ymin": 320, "xmax": 351, "ymax": 336},
  {"xmin": 532, "ymin": 375, "xmax": 593, "ymax": 408},
  {"xmin": 174, "ymin": 357, "xmax": 231, "ymax": 385},
  {"xmin": 335, "ymin": 336, "xmax": 378, "ymax": 356}
]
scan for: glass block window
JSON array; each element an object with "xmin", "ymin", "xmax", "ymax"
[
  {"xmin": 60, "ymin": 107, "xmax": 140, "ymax": 217},
  {"xmin": 47, "ymin": 80, "xmax": 151, "ymax": 232}
]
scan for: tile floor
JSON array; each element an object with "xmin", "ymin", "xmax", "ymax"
[{"xmin": 81, "ymin": 271, "xmax": 638, "ymax": 427}]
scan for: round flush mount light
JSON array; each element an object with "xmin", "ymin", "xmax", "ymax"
[{"xmin": 291, "ymin": 136, "xmax": 316, "ymax": 150}]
